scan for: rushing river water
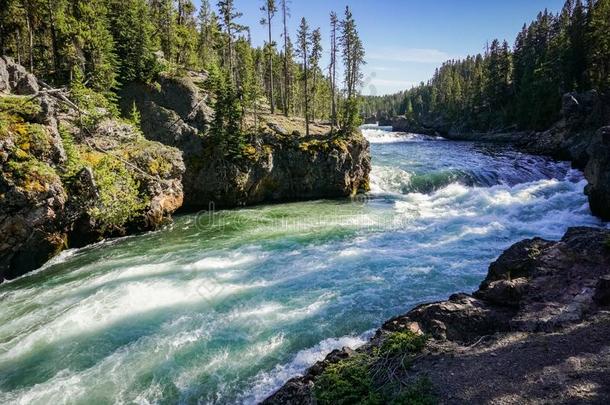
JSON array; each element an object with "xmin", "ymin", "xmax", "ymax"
[{"xmin": 0, "ymin": 126, "xmax": 603, "ymax": 404}]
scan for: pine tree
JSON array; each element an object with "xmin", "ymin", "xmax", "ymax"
[
  {"xmin": 339, "ymin": 6, "xmax": 365, "ymax": 132},
  {"xmin": 588, "ymin": 0, "xmax": 610, "ymax": 92},
  {"xmin": 329, "ymin": 11, "xmax": 339, "ymax": 127},
  {"xmin": 217, "ymin": 0, "xmax": 244, "ymax": 83},
  {"xmin": 149, "ymin": 0, "xmax": 175, "ymax": 62},
  {"xmin": 280, "ymin": 0, "xmax": 291, "ymax": 116},
  {"xmin": 296, "ymin": 17, "xmax": 310, "ymax": 136},
  {"xmin": 197, "ymin": 0, "xmax": 220, "ymax": 68},
  {"xmin": 107, "ymin": 0, "xmax": 157, "ymax": 84},
  {"xmin": 260, "ymin": 0, "xmax": 277, "ymax": 113},
  {"xmin": 174, "ymin": 0, "xmax": 198, "ymax": 67},
  {"xmin": 309, "ymin": 27, "xmax": 322, "ymax": 121},
  {"xmin": 69, "ymin": 0, "xmax": 117, "ymax": 92}
]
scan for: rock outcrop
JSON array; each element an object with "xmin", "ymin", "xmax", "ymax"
[
  {"xmin": 121, "ymin": 73, "xmax": 371, "ymax": 209},
  {"xmin": 0, "ymin": 58, "xmax": 185, "ymax": 281},
  {"xmin": 585, "ymin": 126, "xmax": 610, "ymax": 220},
  {"xmin": 264, "ymin": 227, "xmax": 610, "ymax": 404}
]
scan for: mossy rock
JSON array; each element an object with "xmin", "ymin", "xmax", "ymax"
[{"xmin": 7, "ymin": 159, "xmax": 60, "ymax": 193}]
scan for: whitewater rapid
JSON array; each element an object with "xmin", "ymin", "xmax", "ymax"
[{"xmin": 0, "ymin": 126, "xmax": 603, "ymax": 404}]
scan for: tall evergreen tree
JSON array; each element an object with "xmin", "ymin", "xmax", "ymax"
[
  {"xmin": 339, "ymin": 6, "xmax": 365, "ymax": 131},
  {"xmin": 588, "ymin": 0, "xmax": 610, "ymax": 92},
  {"xmin": 329, "ymin": 11, "xmax": 339, "ymax": 127},
  {"xmin": 260, "ymin": 0, "xmax": 277, "ymax": 113},
  {"xmin": 309, "ymin": 27, "xmax": 322, "ymax": 120},
  {"xmin": 107, "ymin": 0, "xmax": 157, "ymax": 84},
  {"xmin": 296, "ymin": 17, "xmax": 310, "ymax": 135},
  {"xmin": 280, "ymin": 0, "xmax": 291, "ymax": 116},
  {"xmin": 217, "ymin": 0, "xmax": 244, "ymax": 83}
]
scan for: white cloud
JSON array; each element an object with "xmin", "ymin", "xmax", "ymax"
[{"xmin": 368, "ymin": 47, "xmax": 455, "ymax": 64}]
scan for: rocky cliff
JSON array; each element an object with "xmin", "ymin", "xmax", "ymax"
[
  {"xmin": 381, "ymin": 91, "xmax": 610, "ymax": 221},
  {"xmin": 0, "ymin": 57, "xmax": 185, "ymax": 281},
  {"xmin": 120, "ymin": 73, "xmax": 371, "ymax": 209},
  {"xmin": 264, "ymin": 226, "xmax": 610, "ymax": 404}
]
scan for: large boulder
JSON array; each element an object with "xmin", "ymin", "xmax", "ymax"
[
  {"xmin": 0, "ymin": 57, "xmax": 9, "ymax": 93},
  {"xmin": 585, "ymin": 126, "xmax": 610, "ymax": 220}
]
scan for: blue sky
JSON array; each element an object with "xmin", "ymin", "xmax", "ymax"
[{"xmin": 195, "ymin": 0, "xmax": 566, "ymax": 95}]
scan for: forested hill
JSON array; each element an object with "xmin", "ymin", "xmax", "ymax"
[
  {"xmin": 362, "ymin": 0, "xmax": 610, "ymax": 133},
  {"xmin": 0, "ymin": 0, "xmax": 366, "ymax": 141}
]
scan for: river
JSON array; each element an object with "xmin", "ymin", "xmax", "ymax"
[{"xmin": 0, "ymin": 126, "xmax": 602, "ymax": 404}]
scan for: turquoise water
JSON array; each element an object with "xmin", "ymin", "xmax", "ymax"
[{"xmin": 0, "ymin": 126, "xmax": 602, "ymax": 404}]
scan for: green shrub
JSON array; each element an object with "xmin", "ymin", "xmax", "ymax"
[
  {"xmin": 314, "ymin": 354, "xmax": 382, "ymax": 405},
  {"xmin": 70, "ymin": 67, "xmax": 119, "ymax": 131},
  {"xmin": 58, "ymin": 125, "xmax": 84, "ymax": 178},
  {"xmin": 0, "ymin": 95, "xmax": 41, "ymax": 120},
  {"xmin": 379, "ymin": 331, "xmax": 427, "ymax": 357},
  {"xmin": 314, "ymin": 333, "xmax": 431, "ymax": 405},
  {"xmin": 89, "ymin": 156, "xmax": 147, "ymax": 232}
]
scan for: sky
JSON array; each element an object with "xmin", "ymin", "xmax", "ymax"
[{"xmin": 195, "ymin": 0, "xmax": 567, "ymax": 95}]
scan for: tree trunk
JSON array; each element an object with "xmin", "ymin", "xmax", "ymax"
[
  {"xmin": 330, "ymin": 31, "xmax": 337, "ymax": 127},
  {"xmin": 25, "ymin": 2, "xmax": 34, "ymax": 73},
  {"xmin": 47, "ymin": 0, "xmax": 61, "ymax": 82}
]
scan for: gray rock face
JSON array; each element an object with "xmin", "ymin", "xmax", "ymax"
[
  {"xmin": 585, "ymin": 126, "xmax": 610, "ymax": 220},
  {"xmin": 0, "ymin": 57, "xmax": 9, "ymax": 93},
  {"xmin": 121, "ymin": 73, "xmax": 371, "ymax": 209}
]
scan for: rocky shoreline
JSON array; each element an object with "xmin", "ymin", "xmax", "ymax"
[{"xmin": 263, "ymin": 227, "xmax": 610, "ymax": 404}]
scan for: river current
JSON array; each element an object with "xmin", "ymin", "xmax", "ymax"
[{"xmin": 0, "ymin": 126, "xmax": 602, "ymax": 404}]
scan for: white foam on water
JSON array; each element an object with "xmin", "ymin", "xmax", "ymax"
[
  {"xmin": 0, "ymin": 277, "xmax": 255, "ymax": 361},
  {"xmin": 185, "ymin": 253, "xmax": 258, "ymax": 271},
  {"xmin": 239, "ymin": 330, "xmax": 375, "ymax": 405},
  {"xmin": 364, "ymin": 128, "xmax": 430, "ymax": 144},
  {"xmin": 369, "ymin": 165, "xmax": 413, "ymax": 193}
]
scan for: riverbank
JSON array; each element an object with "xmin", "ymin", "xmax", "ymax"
[{"xmin": 264, "ymin": 226, "xmax": 610, "ymax": 404}]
